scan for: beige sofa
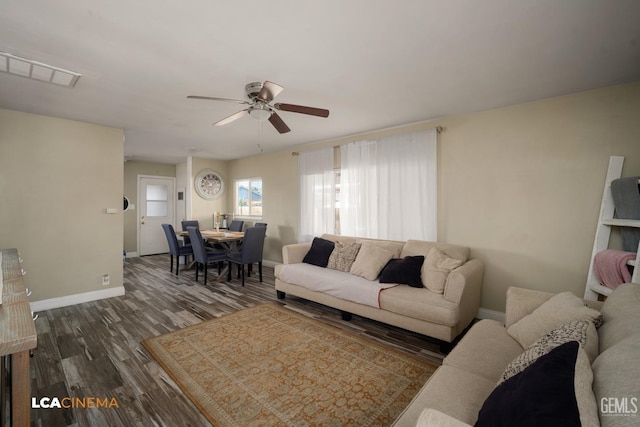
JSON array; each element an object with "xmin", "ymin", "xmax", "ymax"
[
  {"xmin": 274, "ymin": 234, "xmax": 484, "ymax": 344},
  {"xmin": 393, "ymin": 283, "xmax": 640, "ymax": 427}
]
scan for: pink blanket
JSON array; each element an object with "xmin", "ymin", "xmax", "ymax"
[{"xmin": 593, "ymin": 249, "xmax": 636, "ymax": 290}]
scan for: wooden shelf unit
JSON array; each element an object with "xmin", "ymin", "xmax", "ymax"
[{"xmin": 584, "ymin": 156, "xmax": 640, "ymax": 300}]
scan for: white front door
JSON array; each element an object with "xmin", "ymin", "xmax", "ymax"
[{"xmin": 139, "ymin": 176, "xmax": 176, "ymax": 256}]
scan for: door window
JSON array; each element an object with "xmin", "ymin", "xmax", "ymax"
[{"xmin": 146, "ymin": 184, "xmax": 168, "ymax": 217}]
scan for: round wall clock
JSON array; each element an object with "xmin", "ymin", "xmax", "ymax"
[{"xmin": 195, "ymin": 169, "xmax": 224, "ymax": 200}]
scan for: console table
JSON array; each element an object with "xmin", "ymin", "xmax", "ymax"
[{"xmin": 1, "ymin": 249, "xmax": 37, "ymax": 427}]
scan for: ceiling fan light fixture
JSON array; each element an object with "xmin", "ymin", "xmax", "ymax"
[{"xmin": 248, "ymin": 105, "xmax": 272, "ymax": 121}]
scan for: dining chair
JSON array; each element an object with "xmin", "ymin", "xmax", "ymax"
[
  {"xmin": 187, "ymin": 226, "xmax": 227, "ymax": 286},
  {"xmin": 161, "ymin": 224, "xmax": 193, "ymax": 276},
  {"xmin": 228, "ymin": 220, "xmax": 244, "ymax": 231},
  {"xmin": 181, "ymin": 220, "xmax": 199, "ymax": 245},
  {"xmin": 226, "ymin": 226, "xmax": 266, "ymax": 286},
  {"xmin": 247, "ymin": 223, "xmax": 267, "ymax": 274}
]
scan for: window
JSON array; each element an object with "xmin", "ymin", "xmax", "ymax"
[
  {"xmin": 146, "ymin": 184, "xmax": 168, "ymax": 217},
  {"xmin": 235, "ymin": 178, "xmax": 262, "ymax": 217}
]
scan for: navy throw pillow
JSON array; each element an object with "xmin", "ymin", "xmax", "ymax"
[
  {"xmin": 475, "ymin": 341, "xmax": 581, "ymax": 427},
  {"xmin": 302, "ymin": 237, "xmax": 335, "ymax": 267},
  {"xmin": 379, "ymin": 256, "xmax": 425, "ymax": 288}
]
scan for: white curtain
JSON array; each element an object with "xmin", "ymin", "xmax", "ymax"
[
  {"xmin": 340, "ymin": 140, "xmax": 379, "ymax": 238},
  {"xmin": 340, "ymin": 129, "xmax": 437, "ymax": 241},
  {"xmin": 298, "ymin": 147, "xmax": 335, "ymax": 242}
]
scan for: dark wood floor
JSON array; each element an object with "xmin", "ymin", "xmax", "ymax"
[{"xmin": 27, "ymin": 255, "xmax": 446, "ymax": 427}]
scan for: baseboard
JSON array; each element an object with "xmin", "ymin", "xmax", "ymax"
[
  {"xmin": 263, "ymin": 259, "xmax": 279, "ymax": 269},
  {"xmin": 477, "ymin": 307, "xmax": 505, "ymax": 324},
  {"xmin": 125, "ymin": 251, "xmax": 138, "ymax": 258},
  {"xmin": 30, "ymin": 286, "xmax": 126, "ymax": 312}
]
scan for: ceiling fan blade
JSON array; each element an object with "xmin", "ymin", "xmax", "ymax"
[
  {"xmin": 214, "ymin": 109, "xmax": 249, "ymax": 126},
  {"xmin": 187, "ymin": 95, "xmax": 250, "ymax": 105},
  {"xmin": 257, "ymin": 81, "xmax": 284, "ymax": 102},
  {"xmin": 274, "ymin": 103, "xmax": 329, "ymax": 118},
  {"xmin": 268, "ymin": 112, "xmax": 291, "ymax": 134}
]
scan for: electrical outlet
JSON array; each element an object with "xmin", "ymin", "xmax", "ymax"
[{"xmin": 102, "ymin": 274, "xmax": 110, "ymax": 286}]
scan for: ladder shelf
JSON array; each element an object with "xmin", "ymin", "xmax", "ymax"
[{"xmin": 584, "ymin": 156, "xmax": 640, "ymax": 300}]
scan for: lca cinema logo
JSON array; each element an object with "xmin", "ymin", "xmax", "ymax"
[
  {"xmin": 600, "ymin": 397, "xmax": 638, "ymax": 417},
  {"xmin": 31, "ymin": 396, "xmax": 119, "ymax": 409}
]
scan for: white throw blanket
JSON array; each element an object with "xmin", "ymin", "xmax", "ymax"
[{"xmin": 277, "ymin": 263, "xmax": 397, "ymax": 308}]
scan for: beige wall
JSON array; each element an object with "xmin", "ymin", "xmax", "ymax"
[
  {"xmin": 228, "ymin": 81, "xmax": 640, "ymax": 312},
  {"xmin": 123, "ymin": 161, "xmax": 176, "ymax": 254},
  {"xmin": 0, "ymin": 109, "xmax": 124, "ymax": 301}
]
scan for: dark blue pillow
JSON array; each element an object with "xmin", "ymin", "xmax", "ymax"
[
  {"xmin": 302, "ymin": 237, "xmax": 335, "ymax": 267},
  {"xmin": 379, "ymin": 256, "xmax": 425, "ymax": 288},
  {"xmin": 475, "ymin": 341, "xmax": 581, "ymax": 427}
]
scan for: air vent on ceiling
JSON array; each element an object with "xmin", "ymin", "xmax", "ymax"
[{"xmin": 0, "ymin": 51, "xmax": 81, "ymax": 88}]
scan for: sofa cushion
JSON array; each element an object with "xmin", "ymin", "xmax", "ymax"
[
  {"xmin": 354, "ymin": 238, "xmax": 404, "ymax": 258},
  {"xmin": 506, "ymin": 291, "xmax": 602, "ymax": 348},
  {"xmin": 327, "ymin": 241, "xmax": 361, "ymax": 272},
  {"xmin": 475, "ymin": 341, "xmax": 598, "ymax": 427},
  {"xmin": 379, "ymin": 256, "xmax": 425, "ymax": 288},
  {"xmin": 424, "ymin": 247, "xmax": 464, "ymax": 294},
  {"xmin": 597, "ymin": 282, "xmax": 640, "ymax": 353},
  {"xmin": 380, "ymin": 286, "xmax": 459, "ymax": 326},
  {"xmin": 302, "ymin": 237, "xmax": 335, "ymax": 267},
  {"xmin": 443, "ymin": 319, "xmax": 523, "ymax": 383},
  {"xmin": 277, "ymin": 263, "xmax": 397, "ymax": 308},
  {"xmin": 401, "ymin": 240, "xmax": 470, "ymax": 263},
  {"xmin": 592, "ymin": 332, "xmax": 640, "ymax": 427},
  {"xmin": 416, "ymin": 409, "xmax": 472, "ymax": 427},
  {"xmin": 393, "ymin": 365, "xmax": 496, "ymax": 426},
  {"xmin": 499, "ymin": 320, "xmax": 598, "ymax": 384},
  {"xmin": 350, "ymin": 242, "xmax": 395, "ymax": 280}
]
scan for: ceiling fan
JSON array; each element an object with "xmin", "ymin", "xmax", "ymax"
[{"xmin": 187, "ymin": 81, "xmax": 329, "ymax": 134}]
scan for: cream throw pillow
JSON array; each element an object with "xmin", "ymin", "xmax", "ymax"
[
  {"xmin": 327, "ymin": 242, "xmax": 361, "ymax": 272},
  {"xmin": 350, "ymin": 243, "xmax": 394, "ymax": 281},
  {"xmin": 507, "ymin": 291, "xmax": 602, "ymax": 349},
  {"xmin": 424, "ymin": 247, "xmax": 464, "ymax": 293},
  {"xmin": 499, "ymin": 320, "xmax": 599, "ymax": 385}
]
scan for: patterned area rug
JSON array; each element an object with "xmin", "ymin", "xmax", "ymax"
[{"xmin": 142, "ymin": 303, "xmax": 436, "ymax": 426}]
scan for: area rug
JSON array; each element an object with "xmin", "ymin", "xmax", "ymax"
[{"xmin": 142, "ymin": 303, "xmax": 437, "ymax": 426}]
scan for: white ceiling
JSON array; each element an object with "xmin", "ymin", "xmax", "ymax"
[{"xmin": 1, "ymin": 1, "xmax": 639, "ymax": 163}]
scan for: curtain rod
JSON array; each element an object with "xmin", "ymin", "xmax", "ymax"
[{"xmin": 291, "ymin": 126, "xmax": 444, "ymax": 156}]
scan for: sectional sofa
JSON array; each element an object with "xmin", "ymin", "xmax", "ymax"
[{"xmin": 393, "ymin": 283, "xmax": 640, "ymax": 427}]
